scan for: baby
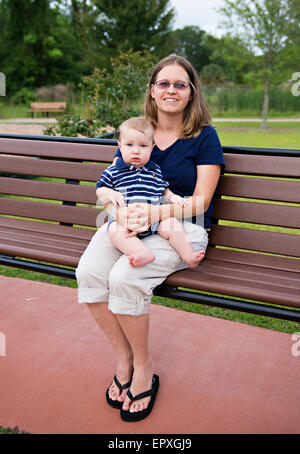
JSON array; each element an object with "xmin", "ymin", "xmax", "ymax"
[{"xmin": 96, "ymin": 117, "xmax": 205, "ymax": 268}]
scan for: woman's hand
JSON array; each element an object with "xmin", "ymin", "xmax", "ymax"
[{"xmin": 123, "ymin": 203, "xmax": 160, "ymax": 236}]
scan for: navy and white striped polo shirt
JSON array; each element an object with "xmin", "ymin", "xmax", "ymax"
[
  {"xmin": 96, "ymin": 156, "xmax": 169, "ymax": 237},
  {"xmin": 96, "ymin": 156, "xmax": 169, "ymax": 205}
]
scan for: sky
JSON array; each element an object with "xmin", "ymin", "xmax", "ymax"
[{"xmin": 170, "ymin": 0, "xmax": 227, "ymax": 36}]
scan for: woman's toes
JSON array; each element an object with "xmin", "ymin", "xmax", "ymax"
[
  {"xmin": 122, "ymin": 396, "xmax": 131, "ymax": 411},
  {"xmin": 116, "ymin": 389, "xmax": 127, "ymax": 402},
  {"xmin": 109, "ymin": 385, "xmax": 118, "ymax": 400}
]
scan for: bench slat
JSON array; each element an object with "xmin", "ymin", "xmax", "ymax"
[
  {"xmin": 0, "ymin": 177, "xmax": 97, "ymax": 204},
  {"xmin": 209, "ymin": 224, "xmax": 300, "ymax": 257},
  {"xmin": 225, "ymin": 154, "xmax": 300, "ymax": 177},
  {"xmin": 0, "ymin": 242, "xmax": 81, "ymax": 267},
  {"xmin": 205, "ymin": 247, "xmax": 300, "ymax": 273},
  {"xmin": 0, "ymin": 226, "xmax": 89, "ymax": 249},
  {"xmin": 0, "ymin": 217, "xmax": 95, "ymax": 240},
  {"xmin": 0, "ymin": 198, "xmax": 101, "ymax": 227},
  {"xmin": 166, "ymin": 262, "xmax": 300, "ymax": 308},
  {"xmin": 0, "ymin": 155, "xmax": 106, "ymax": 181},
  {"xmin": 1, "ymin": 234, "xmax": 85, "ymax": 255},
  {"xmin": 0, "ymin": 138, "xmax": 117, "ymax": 161},
  {"xmin": 216, "ymin": 175, "xmax": 300, "ymax": 203},
  {"xmin": 213, "ymin": 199, "xmax": 300, "ymax": 229},
  {"xmin": 202, "ymin": 259, "xmax": 299, "ymax": 288}
]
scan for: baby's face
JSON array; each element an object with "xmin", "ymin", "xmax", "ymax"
[{"xmin": 118, "ymin": 128, "xmax": 154, "ymax": 168}]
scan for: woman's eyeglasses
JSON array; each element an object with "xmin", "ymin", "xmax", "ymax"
[{"xmin": 154, "ymin": 80, "xmax": 191, "ymax": 91}]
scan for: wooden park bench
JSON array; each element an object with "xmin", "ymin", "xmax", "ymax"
[
  {"xmin": 28, "ymin": 102, "xmax": 66, "ymax": 118},
  {"xmin": 0, "ymin": 133, "xmax": 299, "ymax": 322}
]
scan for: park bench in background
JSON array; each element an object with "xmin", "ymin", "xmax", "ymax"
[
  {"xmin": 28, "ymin": 102, "xmax": 66, "ymax": 118},
  {"xmin": 0, "ymin": 134, "xmax": 299, "ymax": 322}
]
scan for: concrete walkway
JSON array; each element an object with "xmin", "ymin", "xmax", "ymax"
[{"xmin": 0, "ymin": 275, "xmax": 299, "ymax": 434}]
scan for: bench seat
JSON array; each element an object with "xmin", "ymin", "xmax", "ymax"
[
  {"xmin": 1, "ymin": 217, "xmax": 299, "ymax": 310},
  {"xmin": 0, "ymin": 217, "xmax": 93, "ymax": 267}
]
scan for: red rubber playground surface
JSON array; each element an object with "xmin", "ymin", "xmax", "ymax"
[{"xmin": 0, "ymin": 275, "xmax": 299, "ymax": 434}]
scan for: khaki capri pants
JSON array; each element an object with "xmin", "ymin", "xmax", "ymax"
[{"xmin": 76, "ymin": 220, "xmax": 208, "ymax": 316}]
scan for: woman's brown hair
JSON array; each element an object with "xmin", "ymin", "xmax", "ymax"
[{"xmin": 144, "ymin": 54, "xmax": 211, "ymax": 138}]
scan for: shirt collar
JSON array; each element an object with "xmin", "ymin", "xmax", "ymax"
[{"xmin": 115, "ymin": 156, "xmax": 157, "ymax": 172}]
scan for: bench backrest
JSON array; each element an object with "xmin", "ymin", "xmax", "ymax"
[
  {"xmin": 0, "ymin": 137, "xmax": 112, "ymax": 229},
  {"xmin": 1, "ymin": 136, "xmax": 300, "ymax": 265},
  {"xmin": 30, "ymin": 102, "xmax": 66, "ymax": 110},
  {"xmin": 213, "ymin": 149, "xmax": 300, "ymax": 262}
]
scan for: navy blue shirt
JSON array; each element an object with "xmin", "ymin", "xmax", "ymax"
[{"xmin": 115, "ymin": 126, "xmax": 225, "ymax": 229}]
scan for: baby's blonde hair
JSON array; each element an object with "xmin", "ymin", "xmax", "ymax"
[{"xmin": 119, "ymin": 116, "xmax": 154, "ymax": 143}]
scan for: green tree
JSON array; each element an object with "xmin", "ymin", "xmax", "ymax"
[
  {"xmin": 46, "ymin": 49, "xmax": 155, "ymax": 137},
  {"xmin": 1, "ymin": 0, "xmax": 59, "ymax": 91},
  {"xmin": 166, "ymin": 26, "xmax": 211, "ymax": 74},
  {"xmin": 209, "ymin": 34, "xmax": 256, "ymax": 84},
  {"xmin": 200, "ymin": 64, "xmax": 226, "ymax": 85},
  {"xmin": 0, "ymin": 0, "xmax": 84, "ymax": 94},
  {"xmin": 92, "ymin": 0, "xmax": 174, "ymax": 65},
  {"xmin": 219, "ymin": 0, "xmax": 299, "ymax": 128}
]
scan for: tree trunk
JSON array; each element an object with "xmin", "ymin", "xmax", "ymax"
[{"xmin": 261, "ymin": 78, "xmax": 270, "ymax": 129}]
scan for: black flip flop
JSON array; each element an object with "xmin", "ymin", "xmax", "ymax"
[
  {"xmin": 106, "ymin": 374, "xmax": 133, "ymax": 409},
  {"xmin": 120, "ymin": 374, "xmax": 159, "ymax": 422}
]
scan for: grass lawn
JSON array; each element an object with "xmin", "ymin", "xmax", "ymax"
[{"xmin": 214, "ymin": 121, "xmax": 300, "ymax": 148}]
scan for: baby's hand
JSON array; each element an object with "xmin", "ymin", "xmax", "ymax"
[
  {"xmin": 169, "ymin": 194, "xmax": 189, "ymax": 206},
  {"xmin": 109, "ymin": 191, "xmax": 126, "ymax": 208}
]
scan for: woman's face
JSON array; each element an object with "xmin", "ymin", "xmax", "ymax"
[{"xmin": 150, "ymin": 64, "xmax": 192, "ymax": 117}]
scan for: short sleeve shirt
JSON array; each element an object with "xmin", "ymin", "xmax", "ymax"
[{"xmin": 96, "ymin": 156, "xmax": 169, "ymax": 205}]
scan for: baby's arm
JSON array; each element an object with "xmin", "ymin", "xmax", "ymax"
[{"xmin": 96, "ymin": 187, "xmax": 126, "ymax": 207}]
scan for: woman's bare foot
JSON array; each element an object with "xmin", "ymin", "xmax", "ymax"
[
  {"xmin": 122, "ymin": 358, "xmax": 154, "ymax": 413},
  {"xmin": 128, "ymin": 249, "xmax": 155, "ymax": 268},
  {"xmin": 108, "ymin": 354, "xmax": 134, "ymax": 403},
  {"xmin": 185, "ymin": 250, "xmax": 205, "ymax": 268}
]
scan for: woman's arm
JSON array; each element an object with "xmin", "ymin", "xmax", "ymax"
[
  {"xmin": 130, "ymin": 164, "xmax": 222, "ymax": 231},
  {"xmin": 160, "ymin": 164, "xmax": 222, "ymax": 220}
]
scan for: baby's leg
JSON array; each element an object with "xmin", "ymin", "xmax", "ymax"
[
  {"xmin": 109, "ymin": 222, "xmax": 155, "ymax": 268},
  {"xmin": 158, "ymin": 218, "xmax": 205, "ymax": 268}
]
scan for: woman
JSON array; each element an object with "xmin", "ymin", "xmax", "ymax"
[{"xmin": 76, "ymin": 54, "xmax": 225, "ymax": 422}]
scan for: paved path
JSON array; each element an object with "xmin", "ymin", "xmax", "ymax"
[
  {"xmin": 0, "ymin": 275, "xmax": 299, "ymax": 434},
  {"xmin": 0, "ymin": 118, "xmax": 57, "ymax": 124}
]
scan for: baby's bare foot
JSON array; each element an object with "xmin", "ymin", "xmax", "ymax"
[
  {"xmin": 128, "ymin": 249, "xmax": 155, "ymax": 268},
  {"xmin": 185, "ymin": 250, "xmax": 205, "ymax": 268}
]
